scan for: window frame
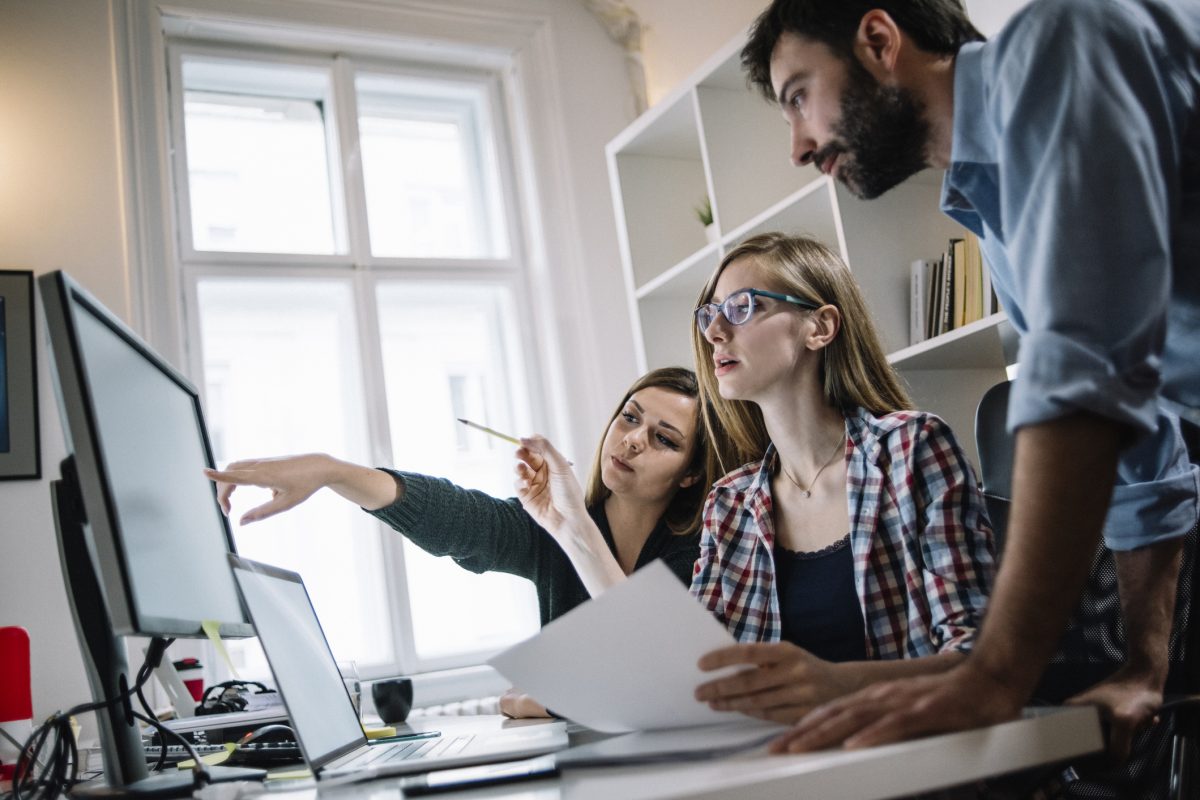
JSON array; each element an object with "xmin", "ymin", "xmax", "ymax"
[{"xmin": 166, "ymin": 38, "xmax": 549, "ymax": 678}]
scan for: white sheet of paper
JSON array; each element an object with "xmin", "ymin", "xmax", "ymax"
[
  {"xmin": 556, "ymin": 720, "xmax": 783, "ymax": 766},
  {"xmin": 488, "ymin": 560, "xmax": 750, "ymax": 733}
]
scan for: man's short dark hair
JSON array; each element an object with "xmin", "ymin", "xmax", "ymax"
[{"xmin": 742, "ymin": 0, "xmax": 984, "ymax": 101}]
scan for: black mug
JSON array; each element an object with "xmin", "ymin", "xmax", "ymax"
[{"xmin": 371, "ymin": 677, "xmax": 414, "ymax": 724}]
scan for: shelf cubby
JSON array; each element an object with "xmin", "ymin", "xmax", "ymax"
[{"xmin": 608, "ymin": 29, "xmax": 1016, "ymax": 470}]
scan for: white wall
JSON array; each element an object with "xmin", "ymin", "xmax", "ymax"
[
  {"xmin": 0, "ymin": 0, "xmax": 128, "ymax": 729},
  {"xmin": 628, "ymin": 0, "xmax": 1039, "ymax": 110},
  {"xmin": 965, "ymin": 0, "xmax": 1038, "ymax": 37},
  {"xmin": 0, "ymin": 0, "xmax": 638, "ymax": 722},
  {"xmin": 628, "ymin": 0, "xmax": 765, "ymax": 107}
]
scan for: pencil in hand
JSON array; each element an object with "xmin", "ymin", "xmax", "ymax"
[
  {"xmin": 457, "ymin": 418, "xmax": 521, "ymax": 445},
  {"xmin": 456, "ymin": 418, "xmax": 572, "ymax": 465}
]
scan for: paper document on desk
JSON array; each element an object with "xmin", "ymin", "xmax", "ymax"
[{"xmin": 489, "ymin": 560, "xmax": 774, "ymax": 734}]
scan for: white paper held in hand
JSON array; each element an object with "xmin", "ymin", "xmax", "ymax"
[{"xmin": 488, "ymin": 560, "xmax": 755, "ymax": 733}]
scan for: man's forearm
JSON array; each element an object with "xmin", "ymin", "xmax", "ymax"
[
  {"xmin": 969, "ymin": 413, "xmax": 1124, "ymax": 696},
  {"xmin": 1116, "ymin": 537, "xmax": 1184, "ymax": 683}
]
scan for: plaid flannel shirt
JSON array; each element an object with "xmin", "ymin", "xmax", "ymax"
[{"xmin": 691, "ymin": 407, "xmax": 995, "ymax": 659}]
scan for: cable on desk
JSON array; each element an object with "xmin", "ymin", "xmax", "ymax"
[{"xmin": 10, "ymin": 638, "xmax": 212, "ymax": 800}]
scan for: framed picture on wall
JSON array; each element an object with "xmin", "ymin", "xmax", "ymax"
[{"xmin": 0, "ymin": 270, "xmax": 40, "ymax": 480}]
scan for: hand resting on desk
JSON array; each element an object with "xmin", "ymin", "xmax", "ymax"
[
  {"xmin": 1065, "ymin": 664, "xmax": 1163, "ymax": 761},
  {"xmin": 696, "ymin": 642, "xmax": 968, "ymax": 746},
  {"xmin": 498, "ymin": 688, "xmax": 552, "ymax": 720},
  {"xmin": 694, "ymin": 641, "xmax": 856, "ymax": 724}
]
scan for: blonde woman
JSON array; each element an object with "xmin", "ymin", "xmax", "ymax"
[{"xmin": 687, "ymin": 233, "xmax": 995, "ymax": 744}]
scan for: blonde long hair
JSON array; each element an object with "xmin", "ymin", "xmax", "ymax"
[
  {"xmin": 583, "ymin": 367, "xmax": 734, "ymax": 536},
  {"xmin": 691, "ymin": 233, "xmax": 913, "ymax": 466}
]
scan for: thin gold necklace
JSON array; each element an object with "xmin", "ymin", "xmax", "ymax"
[{"xmin": 780, "ymin": 432, "xmax": 846, "ymax": 499}]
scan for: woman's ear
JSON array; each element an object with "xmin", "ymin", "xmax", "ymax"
[
  {"xmin": 678, "ymin": 471, "xmax": 701, "ymax": 489},
  {"xmin": 806, "ymin": 305, "xmax": 841, "ymax": 351}
]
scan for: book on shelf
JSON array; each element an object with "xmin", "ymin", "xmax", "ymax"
[
  {"xmin": 964, "ymin": 234, "xmax": 985, "ymax": 322},
  {"xmin": 909, "ymin": 258, "xmax": 935, "ymax": 345},
  {"xmin": 910, "ymin": 232, "xmax": 991, "ymax": 344},
  {"xmin": 938, "ymin": 245, "xmax": 954, "ymax": 336},
  {"xmin": 926, "ymin": 256, "xmax": 942, "ymax": 341}
]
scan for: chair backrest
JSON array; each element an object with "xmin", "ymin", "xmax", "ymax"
[{"xmin": 974, "ymin": 380, "xmax": 1014, "ymax": 558}]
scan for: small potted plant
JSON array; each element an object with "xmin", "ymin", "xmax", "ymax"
[{"xmin": 695, "ymin": 196, "xmax": 717, "ymax": 244}]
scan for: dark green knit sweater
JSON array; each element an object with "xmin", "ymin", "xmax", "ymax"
[{"xmin": 366, "ymin": 470, "xmax": 700, "ymax": 625}]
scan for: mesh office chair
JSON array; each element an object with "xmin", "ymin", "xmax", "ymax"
[{"xmin": 974, "ymin": 380, "xmax": 1198, "ymax": 799}]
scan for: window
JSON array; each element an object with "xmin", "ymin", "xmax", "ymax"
[{"xmin": 167, "ymin": 46, "xmax": 541, "ymax": 679}]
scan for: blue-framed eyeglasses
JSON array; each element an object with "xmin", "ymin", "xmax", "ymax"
[{"xmin": 694, "ymin": 288, "xmax": 822, "ymax": 333}]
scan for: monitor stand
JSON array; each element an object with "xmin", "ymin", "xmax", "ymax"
[{"xmin": 51, "ymin": 457, "xmax": 265, "ymax": 798}]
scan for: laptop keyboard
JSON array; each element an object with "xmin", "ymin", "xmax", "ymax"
[{"xmin": 344, "ymin": 734, "xmax": 475, "ymax": 767}]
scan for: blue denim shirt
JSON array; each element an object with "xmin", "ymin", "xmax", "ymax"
[{"xmin": 940, "ymin": 0, "xmax": 1200, "ymax": 550}]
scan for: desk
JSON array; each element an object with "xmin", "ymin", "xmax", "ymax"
[{"xmin": 258, "ymin": 706, "xmax": 1102, "ymax": 800}]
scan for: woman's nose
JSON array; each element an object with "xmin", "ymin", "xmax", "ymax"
[{"xmin": 703, "ymin": 314, "xmax": 728, "ymax": 343}]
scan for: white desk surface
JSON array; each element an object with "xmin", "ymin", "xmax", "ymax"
[{"xmin": 256, "ymin": 705, "xmax": 1102, "ymax": 800}]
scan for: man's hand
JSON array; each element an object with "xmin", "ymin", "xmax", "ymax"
[
  {"xmin": 694, "ymin": 642, "xmax": 854, "ymax": 724},
  {"xmin": 766, "ymin": 660, "xmax": 1024, "ymax": 753},
  {"xmin": 1067, "ymin": 666, "xmax": 1163, "ymax": 761}
]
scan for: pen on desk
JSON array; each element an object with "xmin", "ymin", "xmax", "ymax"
[{"xmin": 456, "ymin": 418, "xmax": 573, "ymax": 466}]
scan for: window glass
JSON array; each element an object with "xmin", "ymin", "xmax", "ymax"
[
  {"xmin": 197, "ymin": 278, "xmax": 392, "ymax": 672},
  {"xmin": 173, "ymin": 50, "xmax": 538, "ymax": 680},
  {"xmin": 375, "ymin": 282, "xmax": 538, "ymax": 661},
  {"xmin": 357, "ymin": 74, "xmax": 509, "ymax": 259},
  {"xmin": 181, "ymin": 58, "xmax": 339, "ymax": 254}
]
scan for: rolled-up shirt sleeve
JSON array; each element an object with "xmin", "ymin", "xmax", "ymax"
[
  {"xmin": 971, "ymin": 1, "xmax": 1200, "ymax": 550},
  {"xmin": 987, "ymin": 0, "xmax": 1179, "ymax": 437}
]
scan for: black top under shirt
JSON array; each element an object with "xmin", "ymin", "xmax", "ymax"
[{"xmin": 775, "ymin": 535, "xmax": 867, "ymax": 662}]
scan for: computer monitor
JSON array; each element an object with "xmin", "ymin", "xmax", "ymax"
[
  {"xmin": 40, "ymin": 271, "xmax": 250, "ymax": 638},
  {"xmin": 39, "ymin": 270, "xmax": 260, "ymax": 796}
]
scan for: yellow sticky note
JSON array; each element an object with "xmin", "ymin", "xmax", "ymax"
[
  {"xmin": 265, "ymin": 768, "xmax": 313, "ymax": 781},
  {"xmin": 201, "ymin": 620, "xmax": 240, "ymax": 679},
  {"xmin": 363, "ymin": 726, "xmax": 397, "ymax": 740},
  {"xmin": 177, "ymin": 744, "xmax": 235, "ymax": 770}
]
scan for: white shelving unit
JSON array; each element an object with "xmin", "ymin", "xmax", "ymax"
[{"xmin": 606, "ymin": 30, "xmax": 1015, "ymax": 468}]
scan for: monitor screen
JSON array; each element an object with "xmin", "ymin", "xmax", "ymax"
[
  {"xmin": 230, "ymin": 557, "xmax": 366, "ymax": 766},
  {"xmin": 41, "ymin": 271, "xmax": 251, "ymax": 637}
]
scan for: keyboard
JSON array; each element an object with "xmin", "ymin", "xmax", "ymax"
[
  {"xmin": 144, "ymin": 742, "xmax": 228, "ymax": 766},
  {"xmin": 338, "ymin": 734, "xmax": 473, "ymax": 769},
  {"xmin": 143, "ymin": 740, "xmax": 305, "ymax": 768},
  {"xmin": 228, "ymin": 740, "xmax": 305, "ymax": 767}
]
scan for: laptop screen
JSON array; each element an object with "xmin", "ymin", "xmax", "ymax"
[{"xmin": 230, "ymin": 557, "xmax": 366, "ymax": 766}]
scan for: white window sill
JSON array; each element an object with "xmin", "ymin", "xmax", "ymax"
[{"xmin": 363, "ymin": 665, "xmax": 510, "ymax": 716}]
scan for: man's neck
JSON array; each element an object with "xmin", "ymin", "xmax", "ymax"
[
  {"xmin": 896, "ymin": 44, "xmax": 958, "ymax": 169},
  {"xmin": 920, "ymin": 54, "xmax": 958, "ymax": 168}
]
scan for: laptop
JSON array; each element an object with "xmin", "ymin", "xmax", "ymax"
[{"xmin": 227, "ymin": 554, "xmax": 568, "ymax": 781}]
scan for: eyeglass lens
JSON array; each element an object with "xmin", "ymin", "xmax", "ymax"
[{"xmin": 696, "ymin": 290, "xmax": 753, "ymax": 331}]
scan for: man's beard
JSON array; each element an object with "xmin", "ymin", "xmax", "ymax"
[{"xmin": 819, "ymin": 59, "xmax": 932, "ymax": 200}]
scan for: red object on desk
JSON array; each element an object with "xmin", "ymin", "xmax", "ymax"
[
  {"xmin": 0, "ymin": 627, "xmax": 31, "ymax": 723},
  {"xmin": 0, "ymin": 626, "xmax": 33, "ymax": 781}
]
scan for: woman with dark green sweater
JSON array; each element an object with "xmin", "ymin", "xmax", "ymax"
[{"xmin": 206, "ymin": 367, "xmax": 731, "ymax": 717}]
